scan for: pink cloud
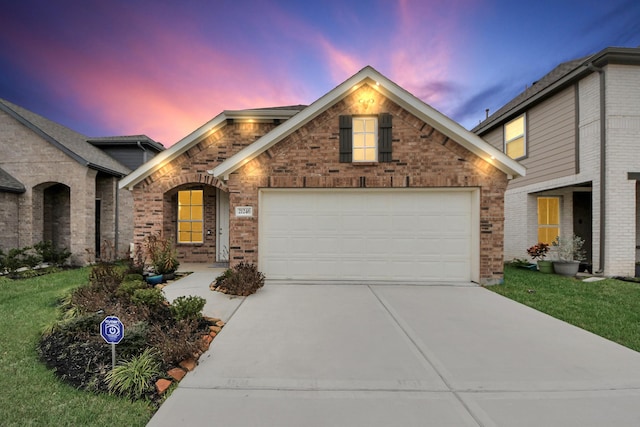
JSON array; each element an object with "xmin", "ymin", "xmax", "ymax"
[{"xmin": 1, "ymin": 0, "xmax": 480, "ymax": 146}]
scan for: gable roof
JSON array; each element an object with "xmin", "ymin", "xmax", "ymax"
[
  {"xmin": 0, "ymin": 166, "xmax": 25, "ymax": 193},
  {"xmin": 474, "ymin": 46, "xmax": 640, "ymax": 134},
  {"xmin": 119, "ymin": 106, "xmax": 306, "ymax": 190},
  {"xmin": 212, "ymin": 66, "xmax": 525, "ymax": 179},
  {"xmin": 0, "ymin": 98, "xmax": 130, "ymax": 176}
]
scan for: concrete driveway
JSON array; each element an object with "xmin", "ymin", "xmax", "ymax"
[{"xmin": 151, "ymin": 278, "xmax": 640, "ymax": 426}]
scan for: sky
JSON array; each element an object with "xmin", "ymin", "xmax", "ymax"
[{"xmin": 1, "ymin": 0, "xmax": 639, "ymax": 147}]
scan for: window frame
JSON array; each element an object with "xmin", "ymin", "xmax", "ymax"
[
  {"xmin": 504, "ymin": 114, "xmax": 527, "ymax": 160},
  {"xmin": 352, "ymin": 116, "xmax": 378, "ymax": 163},
  {"xmin": 177, "ymin": 189, "xmax": 204, "ymax": 244}
]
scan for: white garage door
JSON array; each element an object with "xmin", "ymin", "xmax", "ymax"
[{"xmin": 259, "ymin": 189, "xmax": 478, "ymax": 283}]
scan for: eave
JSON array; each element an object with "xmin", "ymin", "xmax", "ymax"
[{"xmin": 212, "ymin": 66, "xmax": 525, "ymax": 180}]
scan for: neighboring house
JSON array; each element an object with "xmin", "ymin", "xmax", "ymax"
[
  {"xmin": 87, "ymin": 135, "xmax": 165, "ymax": 170},
  {"xmin": 0, "ymin": 98, "xmax": 163, "ymax": 263},
  {"xmin": 120, "ymin": 66, "xmax": 524, "ymax": 284},
  {"xmin": 473, "ymin": 46, "xmax": 640, "ymax": 277}
]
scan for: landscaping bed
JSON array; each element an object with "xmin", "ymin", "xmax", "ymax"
[{"xmin": 36, "ymin": 263, "xmax": 220, "ymax": 404}]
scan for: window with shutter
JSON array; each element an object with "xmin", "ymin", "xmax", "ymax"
[
  {"xmin": 339, "ymin": 114, "xmax": 392, "ymax": 163},
  {"xmin": 378, "ymin": 113, "xmax": 392, "ymax": 162},
  {"xmin": 339, "ymin": 115, "xmax": 352, "ymax": 163}
]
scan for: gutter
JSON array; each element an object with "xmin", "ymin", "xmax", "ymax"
[
  {"xmin": 114, "ymin": 178, "xmax": 120, "ymax": 255},
  {"xmin": 587, "ymin": 62, "xmax": 606, "ymax": 273}
]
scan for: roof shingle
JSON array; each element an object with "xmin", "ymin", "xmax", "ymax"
[
  {"xmin": 0, "ymin": 166, "xmax": 25, "ymax": 193},
  {"xmin": 0, "ymin": 98, "xmax": 130, "ymax": 176}
]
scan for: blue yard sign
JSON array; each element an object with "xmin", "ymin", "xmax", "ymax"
[
  {"xmin": 100, "ymin": 316, "xmax": 124, "ymax": 344},
  {"xmin": 101, "ymin": 316, "xmax": 124, "ymax": 369}
]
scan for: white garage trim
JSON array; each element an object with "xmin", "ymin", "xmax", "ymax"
[{"xmin": 258, "ymin": 188, "xmax": 479, "ymax": 283}]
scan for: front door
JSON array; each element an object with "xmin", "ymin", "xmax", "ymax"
[
  {"xmin": 216, "ymin": 189, "xmax": 230, "ymax": 262},
  {"xmin": 573, "ymin": 191, "xmax": 592, "ymax": 266}
]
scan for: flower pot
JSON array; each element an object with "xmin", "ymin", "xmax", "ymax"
[
  {"xmin": 146, "ymin": 274, "xmax": 164, "ymax": 285},
  {"xmin": 537, "ymin": 260, "xmax": 554, "ymax": 274},
  {"xmin": 553, "ymin": 261, "xmax": 580, "ymax": 277},
  {"xmin": 163, "ymin": 272, "xmax": 176, "ymax": 281}
]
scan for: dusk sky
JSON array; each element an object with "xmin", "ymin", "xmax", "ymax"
[{"xmin": 1, "ymin": 0, "xmax": 639, "ymax": 147}]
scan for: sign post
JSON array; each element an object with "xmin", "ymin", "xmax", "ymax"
[{"xmin": 100, "ymin": 316, "xmax": 124, "ymax": 370}]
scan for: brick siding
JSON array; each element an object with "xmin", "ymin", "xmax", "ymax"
[{"xmin": 130, "ymin": 85, "xmax": 509, "ymax": 283}]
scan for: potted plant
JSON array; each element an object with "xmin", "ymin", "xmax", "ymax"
[
  {"xmin": 551, "ymin": 234, "xmax": 586, "ymax": 276},
  {"xmin": 527, "ymin": 242, "xmax": 552, "ymax": 273},
  {"xmin": 144, "ymin": 234, "xmax": 180, "ymax": 282}
]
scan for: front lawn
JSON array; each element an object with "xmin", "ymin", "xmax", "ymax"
[
  {"xmin": 0, "ymin": 269, "xmax": 153, "ymax": 426},
  {"xmin": 490, "ymin": 265, "xmax": 640, "ymax": 352}
]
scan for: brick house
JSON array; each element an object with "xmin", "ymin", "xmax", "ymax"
[
  {"xmin": 473, "ymin": 47, "xmax": 640, "ymax": 277},
  {"xmin": 0, "ymin": 98, "xmax": 163, "ymax": 264},
  {"xmin": 120, "ymin": 66, "xmax": 525, "ymax": 284}
]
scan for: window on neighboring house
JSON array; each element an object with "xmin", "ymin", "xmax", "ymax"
[
  {"xmin": 339, "ymin": 113, "xmax": 392, "ymax": 163},
  {"xmin": 178, "ymin": 189, "xmax": 203, "ymax": 243},
  {"xmin": 537, "ymin": 197, "xmax": 559, "ymax": 244},
  {"xmin": 504, "ymin": 115, "xmax": 526, "ymax": 159}
]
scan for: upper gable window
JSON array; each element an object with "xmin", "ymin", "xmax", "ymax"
[
  {"xmin": 353, "ymin": 117, "xmax": 378, "ymax": 162},
  {"xmin": 339, "ymin": 113, "xmax": 392, "ymax": 163},
  {"xmin": 504, "ymin": 115, "xmax": 526, "ymax": 159}
]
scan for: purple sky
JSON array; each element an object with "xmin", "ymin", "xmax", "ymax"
[{"xmin": 1, "ymin": 0, "xmax": 639, "ymax": 147}]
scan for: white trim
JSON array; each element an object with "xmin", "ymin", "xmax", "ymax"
[
  {"xmin": 352, "ymin": 116, "xmax": 378, "ymax": 162},
  {"xmin": 216, "ymin": 188, "xmax": 230, "ymax": 262},
  {"xmin": 118, "ymin": 108, "xmax": 302, "ymax": 190},
  {"xmin": 212, "ymin": 66, "xmax": 526, "ymax": 180}
]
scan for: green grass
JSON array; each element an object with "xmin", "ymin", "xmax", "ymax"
[
  {"xmin": 0, "ymin": 269, "xmax": 154, "ymax": 426},
  {"xmin": 490, "ymin": 265, "xmax": 640, "ymax": 352}
]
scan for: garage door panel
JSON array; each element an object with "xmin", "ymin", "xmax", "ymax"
[{"xmin": 260, "ymin": 190, "xmax": 475, "ymax": 282}]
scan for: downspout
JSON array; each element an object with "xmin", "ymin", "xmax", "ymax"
[
  {"xmin": 137, "ymin": 141, "xmax": 148, "ymax": 163},
  {"xmin": 114, "ymin": 178, "xmax": 119, "ymax": 256},
  {"xmin": 587, "ymin": 63, "xmax": 606, "ymax": 273}
]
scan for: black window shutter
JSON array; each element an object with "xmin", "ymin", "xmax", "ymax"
[
  {"xmin": 378, "ymin": 113, "xmax": 392, "ymax": 162},
  {"xmin": 339, "ymin": 115, "xmax": 352, "ymax": 163}
]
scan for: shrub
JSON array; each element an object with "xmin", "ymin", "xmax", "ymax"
[
  {"xmin": 33, "ymin": 240, "xmax": 72, "ymax": 265},
  {"xmin": 118, "ymin": 321, "xmax": 150, "ymax": 358},
  {"xmin": 89, "ymin": 263, "xmax": 124, "ymax": 293},
  {"xmin": 131, "ymin": 288, "xmax": 166, "ymax": 308},
  {"xmin": 150, "ymin": 319, "xmax": 207, "ymax": 366},
  {"xmin": 213, "ymin": 262, "xmax": 265, "ymax": 296},
  {"xmin": 124, "ymin": 273, "xmax": 144, "ymax": 283},
  {"xmin": 3, "ymin": 247, "xmax": 42, "ymax": 277},
  {"xmin": 117, "ymin": 280, "xmax": 150, "ymax": 298},
  {"xmin": 170, "ymin": 295, "xmax": 206, "ymax": 321},
  {"xmin": 106, "ymin": 348, "xmax": 162, "ymax": 399}
]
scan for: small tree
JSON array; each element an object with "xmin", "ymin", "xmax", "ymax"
[{"xmin": 552, "ymin": 235, "xmax": 586, "ymax": 262}]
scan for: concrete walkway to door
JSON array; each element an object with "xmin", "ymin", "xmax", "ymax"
[{"xmin": 150, "ymin": 277, "xmax": 640, "ymax": 426}]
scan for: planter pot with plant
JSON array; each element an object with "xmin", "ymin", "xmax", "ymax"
[
  {"xmin": 144, "ymin": 235, "xmax": 180, "ymax": 282},
  {"xmin": 551, "ymin": 234, "xmax": 586, "ymax": 277},
  {"xmin": 527, "ymin": 242, "xmax": 553, "ymax": 273}
]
